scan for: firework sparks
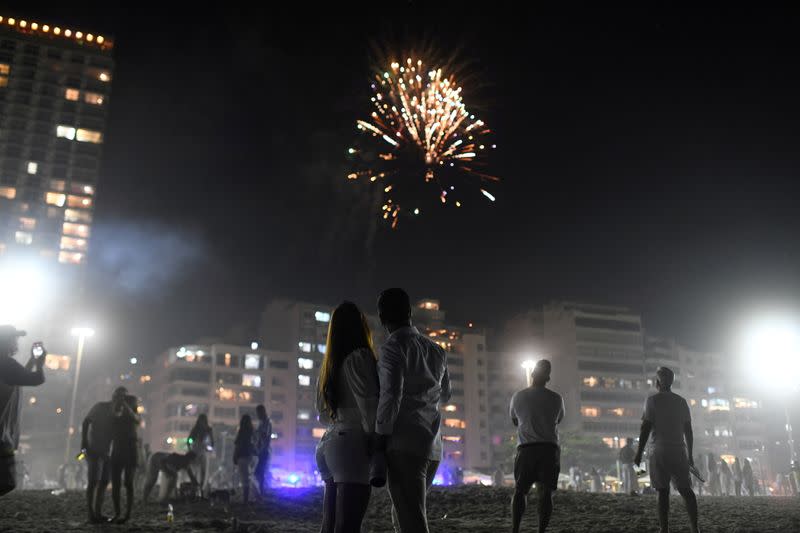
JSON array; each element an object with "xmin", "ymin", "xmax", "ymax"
[{"xmin": 349, "ymin": 56, "xmax": 498, "ymax": 227}]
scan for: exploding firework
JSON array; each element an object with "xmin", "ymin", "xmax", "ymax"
[{"xmin": 348, "ymin": 56, "xmax": 498, "ymax": 228}]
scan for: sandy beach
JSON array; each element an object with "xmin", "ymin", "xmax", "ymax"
[{"xmin": 1, "ymin": 487, "xmax": 798, "ymax": 532}]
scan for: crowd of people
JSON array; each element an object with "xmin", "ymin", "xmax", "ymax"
[{"xmin": 0, "ymin": 289, "xmax": 798, "ymax": 532}]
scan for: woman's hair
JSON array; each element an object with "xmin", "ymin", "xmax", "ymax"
[
  {"xmin": 317, "ymin": 301, "xmax": 375, "ymax": 420},
  {"xmin": 237, "ymin": 414, "xmax": 253, "ymax": 436},
  {"xmin": 189, "ymin": 413, "xmax": 209, "ymax": 442}
]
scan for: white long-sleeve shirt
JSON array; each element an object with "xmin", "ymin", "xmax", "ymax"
[{"xmin": 376, "ymin": 326, "xmax": 451, "ymax": 461}]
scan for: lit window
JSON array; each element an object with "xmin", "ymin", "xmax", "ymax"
[
  {"xmin": 46, "ymin": 192, "xmax": 66, "ymax": 207},
  {"xmin": 701, "ymin": 399, "xmax": 708, "ymax": 407},
  {"xmin": 66, "ymin": 195, "xmax": 92, "ymax": 208},
  {"xmin": 44, "ymin": 354, "xmax": 71, "ymax": 371},
  {"xmin": 76, "ymin": 129, "xmax": 102, "ymax": 144},
  {"xmin": 0, "ymin": 77, "xmax": 6, "ymax": 88},
  {"xmin": 64, "ymin": 88, "xmax": 79, "ymax": 101},
  {"xmin": 216, "ymin": 387, "xmax": 235, "ymax": 401},
  {"xmin": 582, "ymin": 376, "xmax": 599, "ymax": 388},
  {"xmin": 298, "ymin": 358, "xmax": 313, "ymax": 370},
  {"xmin": 238, "ymin": 391, "xmax": 252, "ymax": 402},
  {"xmin": 84, "ymin": 92, "xmax": 104, "ymax": 105},
  {"xmin": 58, "ymin": 251, "xmax": 84, "ymax": 265},
  {"xmin": 27, "ymin": 162, "xmax": 38, "ymax": 175},
  {"xmin": 62, "ymin": 222, "xmax": 90, "ymax": 238},
  {"xmin": 298, "ymin": 342, "xmax": 312, "ymax": 353},
  {"xmin": 601, "ymin": 437, "xmax": 620, "ymax": 449},
  {"xmin": 580, "ymin": 406, "xmax": 599, "ymax": 418},
  {"xmin": 733, "ymin": 398, "xmax": 759, "ymax": 409},
  {"xmin": 50, "ymin": 180, "xmax": 66, "ymax": 192},
  {"xmin": 707, "ymin": 387, "xmax": 717, "ymax": 394},
  {"xmin": 56, "ymin": 125, "xmax": 76, "ymax": 140},
  {"xmin": 244, "ymin": 353, "xmax": 261, "ymax": 370},
  {"xmin": 689, "ymin": 399, "xmax": 697, "ymax": 406},
  {"xmin": 707, "ymin": 398, "xmax": 731, "ymax": 412},
  {"xmin": 442, "ymin": 435, "xmax": 462, "ymax": 443},
  {"xmin": 64, "ymin": 209, "xmax": 92, "ymax": 223},
  {"xmin": 298, "ymin": 375, "xmax": 311, "ymax": 387},
  {"xmin": 242, "ymin": 374, "xmax": 261, "ymax": 388},
  {"xmin": 419, "ymin": 300, "xmax": 439, "ymax": 310},
  {"xmin": 444, "ymin": 418, "xmax": 466, "ymax": 429},
  {"xmin": 0, "ymin": 187, "xmax": 16, "ymax": 199},
  {"xmin": 19, "ymin": 217, "xmax": 36, "ymax": 231},
  {"xmin": 15, "ymin": 231, "xmax": 33, "ymax": 245},
  {"xmin": 444, "ymin": 404, "xmax": 457, "ymax": 412},
  {"xmin": 607, "ymin": 407, "xmax": 632, "ymax": 417},
  {"xmin": 98, "ymin": 71, "xmax": 111, "ymax": 82},
  {"xmin": 317, "ymin": 344, "xmax": 326, "ymax": 354},
  {"xmin": 297, "ymin": 410, "xmax": 310, "ymax": 420},
  {"xmin": 60, "ymin": 236, "xmax": 88, "ymax": 251},
  {"xmin": 0, "ymin": 64, "xmax": 9, "ymax": 75},
  {"xmin": 315, "ymin": 311, "xmax": 330, "ymax": 322}
]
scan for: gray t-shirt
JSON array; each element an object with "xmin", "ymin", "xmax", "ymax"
[
  {"xmin": 642, "ymin": 391, "xmax": 691, "ymax": 449},
  {"xmin": 509, "ymin": 386, "xmax": 565, "ymax": 445}
]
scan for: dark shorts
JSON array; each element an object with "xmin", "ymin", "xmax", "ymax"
[
  {"xmin": 649, "ymin": 447, "xmax": 691, "ymax": 491},
  {"xmin": 112, "ymin": 441, "xmax": 138, "ymax": 468},
  {"xmin": 87, "ymin": 454, "xmax": 110, "ymax": 483},
  {"xmin": 514, "ymin": 442, "xmax": 560, "ymax": 493}
]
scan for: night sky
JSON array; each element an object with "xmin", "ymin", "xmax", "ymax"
[{"xmin": 13, "ymin": 4, "xmax": 800, "ymax": 358}]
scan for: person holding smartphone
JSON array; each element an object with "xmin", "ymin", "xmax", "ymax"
[{"xmin": 0, "ymin": 325, "xmax": 46, "ymax": 497}]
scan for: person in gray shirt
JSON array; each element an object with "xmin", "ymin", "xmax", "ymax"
[
  {"xmin": 375, "ymin": 288, "xmax": 450, "ymax": 533},
  {"xmin": 509, "ymin": 359, "xmax": 564, "ymax": 533},
  {"xmin": 634, "ymin": 366, "xmax": 700, "ymax": 533}
]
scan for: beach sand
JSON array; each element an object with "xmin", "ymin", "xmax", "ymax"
[{"xmin": 1, "ymin": 486, "xmax": 798, "ymax": 532}]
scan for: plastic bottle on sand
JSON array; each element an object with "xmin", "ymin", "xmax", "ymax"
[{"xmin": 167, "ymin": 503, "xmax": 174, "ymax": 523}]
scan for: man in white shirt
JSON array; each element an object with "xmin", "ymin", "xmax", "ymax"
[
  {"xmin": 509, "ymin": 359, "xmax": 564, "ymax": 533},
  {"xmin": 375, "ymin": 288, "xmax": 450, "ymax": 533},
  {"xmin": 634, "ymin": 366, "xmax": 700, "ymax": 533}
]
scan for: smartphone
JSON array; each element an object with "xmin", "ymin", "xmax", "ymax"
[{"xmin": 32, "ymin": 342, "xmax": 45, "ymax": 359}]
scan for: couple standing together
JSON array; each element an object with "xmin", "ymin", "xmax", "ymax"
[{"xmin": 315, "ymin": 288, "xmax": 450, "ymax": 533}]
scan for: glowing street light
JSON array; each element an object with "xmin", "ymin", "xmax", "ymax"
[
  {"xmin": 130, "ymin": 356, "xmax": 138, "ymax": 365},
  {"xmin": 65, "ymin": 326, "xmax": 95, "ymax": 462},
  {"xmin": 521, "ymin": 357, "xmax": 539, "ymax": 387}
]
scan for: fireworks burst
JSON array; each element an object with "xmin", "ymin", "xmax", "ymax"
[{"xmin": 348, "ymin": 56, "xmax": 498, "ymax": 228}]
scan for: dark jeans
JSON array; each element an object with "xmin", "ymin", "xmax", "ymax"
[
  {"xmin": 386, "ymin": 451, "xmax": 439, "ymax": 533},
  {"xmin": 255, "ymin": 450, "xmax": 271, "ymax": 492}
]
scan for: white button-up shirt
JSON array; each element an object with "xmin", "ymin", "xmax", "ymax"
[{"xmin": 376, "ymin": 326, "xmax": 451, "ymax": 461}]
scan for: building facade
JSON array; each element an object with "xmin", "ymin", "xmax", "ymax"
[{"xmin": 0, "ymin": 14, "xmax": 113, "ymax": 266}]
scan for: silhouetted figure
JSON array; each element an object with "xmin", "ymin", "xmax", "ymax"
[
  {"xmin": 0, "ymin": 325, "xmax": 45, "ymax": 497},
  {"xmin": 254, "ymin": 405, "xmax": 272, "ymax": 495},
  {"xmin": 143, "ymin": 451, "xmax": 198, "ymax": 502},
  {"xmin": 315, "ymin": 302, "xmax": 379, "ymax": 533},
  {"xmin": 494, "ymin": 467, "xmax": 504, "ymax": 487},
  {"xmin": 706, "ymin": 453, "xmax": 720, "ymax": 496},
  {"xmin": 733, "ymin": 457, "xmax": 743, "ymax": 497},
  {"xmin": 509, "ymin": 359, "xmax": 564, "ymax": 533},
  {"xmin": 634, "ymin": 367, "xmax": 700, "ymax": 533},
  {"xmin": 233, "ymin": 414, "xmax": 256, "ymax": 504},
  {"xmin": 719, "ymin": 458, "xmax": 732, "ymax": 496},
  {"xmin": 188, "ymin": 413, "xmax": 214, "ymax": 496},
  {"xmin": 111, "ymin": 394, "xmax": 141, "ymax": 523},
  {"xmin": 742, "ymin": 458, "xmax": 755, "ymax": 497},
  {"xmin": 590, "ymin": 467, "xmax": 603, "ymax": 493},
  {"xmin": 619, "ymin": 438, "xmax": 638, "ymax": 495},
  {"xmin": 82, "ymin": 387, "xmax": 126, "ymax": 522},
  {"xmin": 375, "ymin": 288, "xmax": 451, "ymax": 533}
]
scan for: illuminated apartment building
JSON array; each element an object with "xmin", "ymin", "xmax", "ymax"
[{"xmin": 0, "ymin": 14, "xmax": 113, "ymax": 265}]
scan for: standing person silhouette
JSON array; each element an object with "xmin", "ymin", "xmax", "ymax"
[
  {"xmin": 0, "ymin": 326, "xmax": 45, "ymax": 497},
  {"xmin": 733, "ymin": 457, "xmax": 743, "ymax": 497},
  {"xmin": 110, "ymin": 393, "xmax": 140, "ymax": 523},
  {"xmin": 719, "ymin": 458, "xmax": 732, "ymax": 496},
  {"xmin": 634, "ymin": 367, "xmax": 700, "ymax": 533},
  {"xmin": 233, "ymin": 414, "xmax": 256, "ymax": 504},
  {"xmin": 509, "ymin": 359, "xmax": 564, "ymax": 533},
  {"xmin": 742, "ymin": 458, "xmax": 755, "ymax": 496},
  {"xmin": 706, "ymin": 453, "xmax": 720, "ymax": 496},
  {"xmin": 619, "ymin": 438, "xmax": 638, "ymax": 495},
  {"xmin": 188, "ymin": 414, "xmax": 214, "ymax": 496},
  {"xmin": 254, "ymin": 405, "xmax": 272, "ymax": 496},
  {"xmin": 315, "ymin": 302, "xmax": 379, "ymax": 533},
  {"xmin": 375, "ymin": 288, "xmax": 450, "ymax": 533}
]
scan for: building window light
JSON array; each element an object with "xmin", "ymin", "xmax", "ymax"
[
  {"xmin": 64, "ymin": 209, "xmax": 92, "ymax": 223},
  {"xmin": 242, "ymin": 374, "xmax": 261, "ymax": 388},
  {"xmin": 64, "ymin": 88, "xmax": 79, "ymax": 101},
  {"xmin": 298, "ymin": 342, "xmax": 312, "ymax": 353},
  {"xmin": 58, "ymin": 251, "xmax": 84, "ymax": 265},
  {"xmin": 317, "ymin": 344, "xmax": 326, "ymax": 354},
  {"xmin": 15, "ymin": 231, "xmax": 33, "ymax": 245},
  {"xmin": 0, "ymin": 64, "xmax": 9, "ymax": 75},
  {"xmin": 444, "ymin": 404, "xmax": 457, "ymax": 412},
  {"xmin": 298, "ymin": 358, "xmax": 313, "ymax": 370},
  {"xmin": 19, "ymin": 217, "xmax": 36, "ymax": 231},
  {"xmin": 62, "ymin": 222, "xmax": 90, "ymax": 238},
  {"xmin": 312, "ymin": 427, "xmax": 326, "ymax": 439},
  {"xmin": 76, "ymin": 129, "xmax": 103, "ymax": 144},
  {"xmin": 27, "ymin": 162, "xmax": 38, "ymax": 175},
  {"xmin": 443, "ymin": 418, "xmax": 466, "ymax": 429},
  {"xmin": 0, "ymin": 186, "xmax": 16, "ymax": 200},
  {"xmin": 60, "ymin": 236, "xmax": 88, "ymax": 252},
  {"xmin": 56, "ymin": 125, "xmax": 76, "ymax": 140},
  {"xmin": 297, "ymin": 410, "xmax": 310, "ymax": 421},
  {"xmin": 98, "ymin": 71, "xmax": 111, "ymax": 82},
  {"xmin": 298, "ymin": 375, "xmax": 311, "ymax": 387},
  {"xmin": 244, "ymin": 353, "xmax": 261, "ymax": 370},
  {"xmin": 84, "ymin": 92, "xmax": 104, "ymax": 105},
  {"xmin": 580, "ymin": 406, "xmax": 600, "ymax": 418},
  {"xmin": 46, "ymin": 192, "xmax": 66, "ymax": 207},
  {"xmin": 315, "ymin": 311, "xmax": 330, "ymax": 322},
  {"xmin": 66, "ymin": 195, "xmax": 92, "ymax": 208}
]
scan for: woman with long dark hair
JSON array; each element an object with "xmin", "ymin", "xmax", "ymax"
[
  {"xmin": 315, "ymin": 302, "xmax": 379, "ymax": 533},
  {"xmin": 188, "ymin": 413, "xmax": 214, "ymax": 496},
  {"xmin": 233, "ymin": 414, "xmax": 256, "ymax": 504}
]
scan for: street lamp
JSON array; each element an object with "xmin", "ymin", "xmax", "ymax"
[
  {"xmin": 741, "ymin": 316, "xmax": 800, "ymax": 462},
  {"xmin": 65, "ymin": 326, "xmax": 95, "ymax": 462},
  {"xmin": 521, "ymin": 358, "xmax": 538, "ymax": 387}
]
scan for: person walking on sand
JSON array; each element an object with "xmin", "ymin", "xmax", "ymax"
[
  {"xmin": 510, "ymin": 359, "xmax": 565, "ymax": 533},
  {"xmin": 719, "ymin": 457, "xmax": 732, "ymax": 496},
  {"xmin": 315, "ymin": 302, "xmax": 380, "ymax": 533},
  {"xmin": 0, "ymin": 326, "xmax": 45, "ymax": 498},
  {"xmin": 742, "ymin": 458, "xmax": 755, "ymax": 497},
  {"xmin": 706, "ymin": 453, "xmax": 720, "ymax": 496},
  {"xmin": 233, "ymin": 414, "xmax": 256, "ymax": 504},
  {"xmin": 374, "ymin": 288, "xmax": 451, "ymax": 533},
  {"xmin": 634, "ymin": 367, "xmax": 700, "ymax": 533},
  {"xmin": 619, "ymin": 438, "xmax": 638, "ymax": 495}
]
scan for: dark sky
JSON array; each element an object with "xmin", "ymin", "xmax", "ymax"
[{"xmin": 13, "ymin": 4, "xmax": 800, "ymax": 357}]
